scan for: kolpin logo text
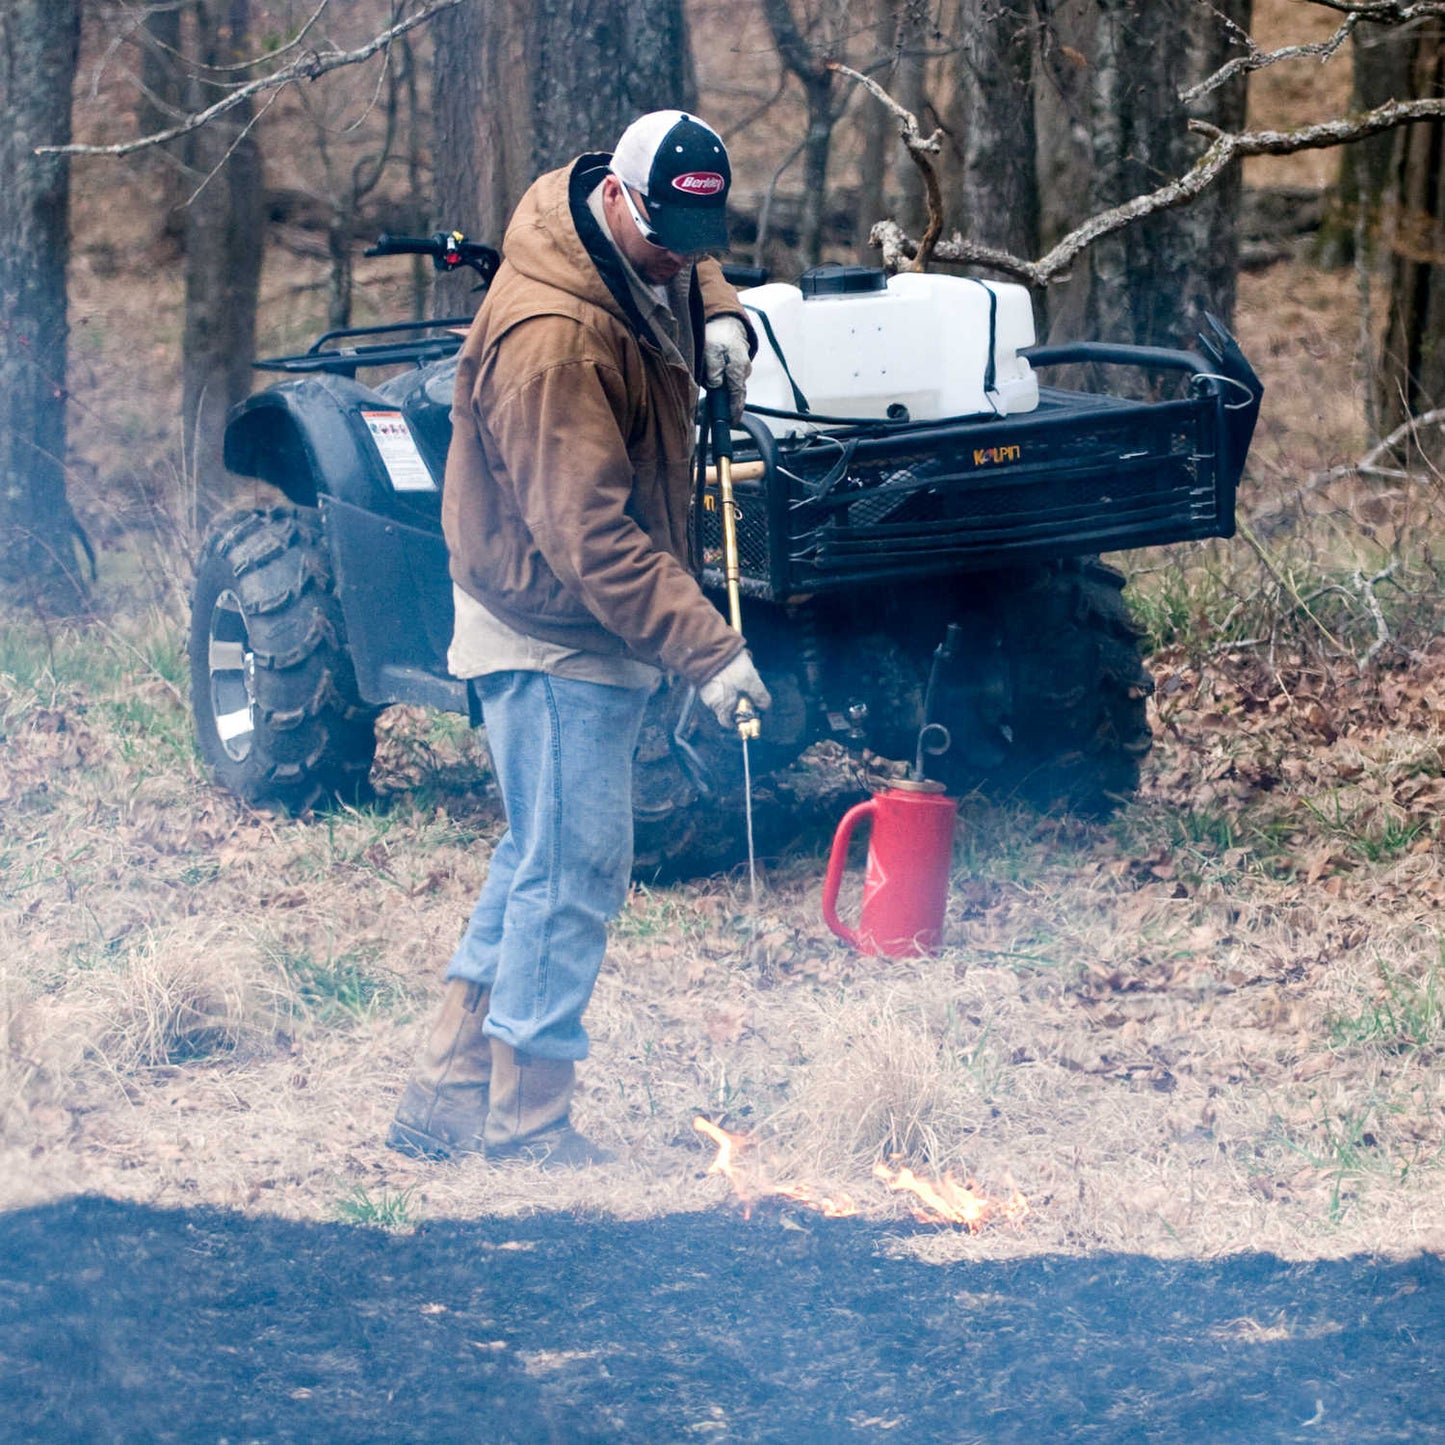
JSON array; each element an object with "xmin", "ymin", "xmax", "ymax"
[{"xmin": 973, "ymin": 444, "xmax": 1022, "ymax": 466}]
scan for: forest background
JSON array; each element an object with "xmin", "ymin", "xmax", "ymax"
[{"xmin": 4, "ymin": 0, "xmax": 1445, "ymax": 1258}]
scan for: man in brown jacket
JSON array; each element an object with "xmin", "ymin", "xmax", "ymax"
[{"xmin": 388, "ymin": 112, "xmax": 770, "ymax": 1168}]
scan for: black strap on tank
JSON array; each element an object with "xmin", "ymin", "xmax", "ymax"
[
  {"xmin": 744, "ymin": 303, "xmax": 811, "ymax": 414},
  {"xmin": 967, "ymin": 278, "xmax": 999, "ymax": 397}
]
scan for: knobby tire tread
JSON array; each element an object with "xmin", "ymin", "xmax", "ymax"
[{"xmin": 189, "ymin": 508, "xmax": 377, "ymax": 812}]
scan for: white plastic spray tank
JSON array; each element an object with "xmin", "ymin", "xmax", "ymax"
[{"xmin": 740, "ymin": 265, "xmax": 1039, "ymax": 438}]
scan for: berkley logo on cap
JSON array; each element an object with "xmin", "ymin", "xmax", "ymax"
[{"xmin": 671, "ymin": 171, "xmax": 725, "ymax": 196}]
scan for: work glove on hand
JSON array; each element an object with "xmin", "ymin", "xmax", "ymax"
[
  {"xmin": 703, "ymin": 315, "xmax": 752, "ymax": 425},
  {"xmin": 699, "ymin": 649, "xmax": 772, "ymax": 731}
]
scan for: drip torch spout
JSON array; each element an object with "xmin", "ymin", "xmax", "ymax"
[
  {"xmin": 914, "ymin": 722, "xmax": 951, "ymax": 781},
  {"xmin": 915, "ymin": 623, "xmax": 962, "ymax": 779}
]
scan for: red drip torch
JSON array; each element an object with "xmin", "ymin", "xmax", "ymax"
[
  {"xmin": 822, "ymin": 629, "xmax": 961, "ymax": 958},
  {"xmin": 821, "ymin": 775, "xmax": 958, "ymax": 958}
]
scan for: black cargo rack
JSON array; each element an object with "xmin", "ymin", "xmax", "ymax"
[
  {"xmin": 698, "ymin": 332, "xmax": 1261, "ymax": 600},
  {"xmin": 252, "ymin": 318, "xmax": 473, "ymax": 379}
]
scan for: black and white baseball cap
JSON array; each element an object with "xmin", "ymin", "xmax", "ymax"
[{"xmin": 610, "ymin": 110, "xmax": 731, "ymax": 254}]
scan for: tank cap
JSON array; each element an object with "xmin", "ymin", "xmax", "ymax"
[
  {"xmin": 799, "ymin": 264, "xmax": 888, "ymax": 299},
  {"xmin": 875, "ymin": 776, "xmax": 949, "ymax": 795}
]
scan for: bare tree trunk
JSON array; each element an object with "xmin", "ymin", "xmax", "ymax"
[
  {"xmin": 761, "ymin": 0, "xmax": 838, "ymax": 266},
  {"xmin": 326, "ymin": 197, "xmax": 355, "ymax": 330},
  {"xmin": 1376, "ymin": 22, "xmax": 1445, "ymax": 451},
  {"xmin": 1320, "ymin": 20, "xmax": 1416, "ymax": 267},
  {"xmin": 314, "ymin": 40, "xmax": 404, "ymax": 331},
  {"xmin": 432, "ymin": 0, "xmax": 690, "ymax": 316},
  {"xmin": 856, "ymin": 1, "xmax": 896, "ymax": 245},
  {"xmin": 432, "ymin": 0, "xmax": 503, "ymax": 316},
  {"xmin": 400, "ymin": 34, "xmax": 430, "ymax": 320},
  {"xmin": 1080, "ymin": 0, "xmax": 1250, "ymax": 348},
  {"xmin": 798, "ymin": 74, "xmax": 837, "ymax": 263},
  {"xmin": 181, "ymin": 0, "xmax": 264, "ymax": 525},
  {"xmin": 943, "ymin": 0, "xmax": 1039, "ymax": 267},
  {"xmin": 893, "ymin": 0, "xmax": 931, "ymax": 239},
  {"xmin": 1338, "ymin": 33, "xmax": 1410, "ymax": 438},
  {"xmin": 1033, "ymin": 0, "xmax": 1093, "ymax": 252},
  {"xmin": 136, "ymin": 1, "xmax": 187, "ymax": 249},
  {"xmin": 0, "ymin": 0, "xmax": 84, "ymax": 610},
  {"xmin": 533, "ymin": 0, "xmax": 692, "ymax": 169}
]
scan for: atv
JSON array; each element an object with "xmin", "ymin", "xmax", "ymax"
[{"xmin": 188, "ymin": 232, "xmax": 1261, "ymax": 875}]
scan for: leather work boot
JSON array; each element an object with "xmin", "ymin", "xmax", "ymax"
[
  {"xmin": 483, "ymin": 1042, "xmax": 616, "ymax": 1168},
  {"xmin": 386, "ymin": 980, "xmax": 492, "ymax": 1159}
]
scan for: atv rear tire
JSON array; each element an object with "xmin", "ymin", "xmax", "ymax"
[
  {"xmin": 189, "ymin": 508, "xmax": 378, "ymax": 811},
  {"xmin": 956, "ymin": 558, "xmax": 1154, "ymax": 816}
]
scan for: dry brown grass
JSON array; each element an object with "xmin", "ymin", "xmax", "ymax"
[
  {"xmin": 7, "ymin": 529, "xmax": 1445, "ymax": 1261},
  {"xmin": 10, "ymin": 0, "xmax": 1444, "ymax": 1263},
  {"xmin": 13, "ymin": 234, "xmax": 1445, "ymax": 1259}
]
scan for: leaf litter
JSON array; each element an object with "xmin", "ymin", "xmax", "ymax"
[{"xmin": 6, "ymin": 262, "xmax": 1445, "ymax": 1261}]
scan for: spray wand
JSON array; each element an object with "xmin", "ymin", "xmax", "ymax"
[{"xmin": 707, "ymin": 386, "xmax": 760, "ymax": 903}]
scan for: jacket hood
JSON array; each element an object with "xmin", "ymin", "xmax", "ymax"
[{"xmin": 498, "ymin": 153, "xmax": 653, "ymax": 343}]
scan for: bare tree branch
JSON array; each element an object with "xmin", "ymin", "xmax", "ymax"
[
  {"xmin": 826, "ymin": 60, "xmax": 942, "ymax": 270},
  {"xmin": 1185, "ymin": 2, "xmax": 1445, "ymax": 104},
  {"xmin": 862, "ymin": 93, "xmax": 1445, "ymax": 283},
  {"xmin": 1180, "ymin": 12, "xmax": 1361, "ymax": 104},
  {"xmin": 1308, "ymin": 0, "xmax": 1445, "ymax": 17},
  {"xmin": 753, "ymin": 138, "xmax": 806, "ymax": 268},
  {"xmin": 39, "ymin": 0, "xmax": 463, "ymax": 158},
  {"xmin": 183, "ymin": 86, "xmax": 281, "ymax": 207},
  {"xmin": 1244, "ymin": 406, "xmax": 1445, "ymax": 539},
  {"xmin": 108, "ymin": 0, "xmax": 335, "ymax": 76}
]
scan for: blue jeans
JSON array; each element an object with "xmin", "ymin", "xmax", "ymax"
[{"xmin": 445, "ymin": 670, "xmax": 652, "ymax": 1060}]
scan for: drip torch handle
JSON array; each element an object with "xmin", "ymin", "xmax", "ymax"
[
  {"xmin": 821, "ymin": 797, "xmax": 874, "ymax": 948},
  {"xmin": 707, "ymin": 386, "xmax": 757, "ymax": 742},
  {"xmin": 707, "ymin": 384, "xmax": 734, "ymax": 464}
]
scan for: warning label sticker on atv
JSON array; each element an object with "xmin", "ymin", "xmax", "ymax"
[{"xmin": 362, "ymin": 411, "xmax": 435, "ymax": 492}]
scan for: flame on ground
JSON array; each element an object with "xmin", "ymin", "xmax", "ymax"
[
  {"xmin": 872, "ymin": 1161, "xmax": 1029, "ymax": 1230},
  {"xmin": 694, "ymin": 1117, "xmax": 858, "ymax": 1219},
  {"xmin": 693, "ymin": 1117, "xmax": 1028, "ymax": 1229}
]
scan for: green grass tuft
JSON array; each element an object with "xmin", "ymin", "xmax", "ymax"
[
  {"xmin": 272, "ymin": 946, "xmax": 414, "ymax": 1025},
  {"xmin": 1328, "ymin": 954, "xmax": 1445, "ymax": 1057},
  {"xmin": 334, "ymin": 1185, "xmax": 418, "ymax": 1230}
]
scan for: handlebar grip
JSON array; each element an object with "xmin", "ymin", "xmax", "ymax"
[
  {"xmin": 363, "ymin": 233, "xmax": 439, "ymax": 257},
  {"xmin": 721, "ymin": 262, "xmax": 769, "ymax": 289}
]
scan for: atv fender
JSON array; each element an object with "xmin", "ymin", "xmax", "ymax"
[
  {"xmin": 224, "ymin": 373, "xmax": 422, "ymax": 514},
  {"xmin": 224, "ymin": 374, "xmax": 461, "ymax": 713}
]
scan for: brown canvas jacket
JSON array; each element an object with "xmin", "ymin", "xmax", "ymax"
[{"xmin": 441, "ymin": 154, "xmax": 756, "ymax": 687}]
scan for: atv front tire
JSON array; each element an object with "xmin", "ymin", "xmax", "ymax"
[{"xmin": 189, "ymin": 508, "xmax": 378, "ymax": 811}]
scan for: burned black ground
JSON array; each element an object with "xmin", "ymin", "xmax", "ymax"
[{"xmin": 0, "ymin": 1197, "xmax": 1440, "ymax": 1443}]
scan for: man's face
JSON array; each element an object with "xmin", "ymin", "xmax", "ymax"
[{"xmin": 602, "ymin": 175, "xmax": 695, "ymax": 285}]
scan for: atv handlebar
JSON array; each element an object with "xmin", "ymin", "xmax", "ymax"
[{"xmin": 365, "ymin": 231, "xmax": 501, "ymax": 285}]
